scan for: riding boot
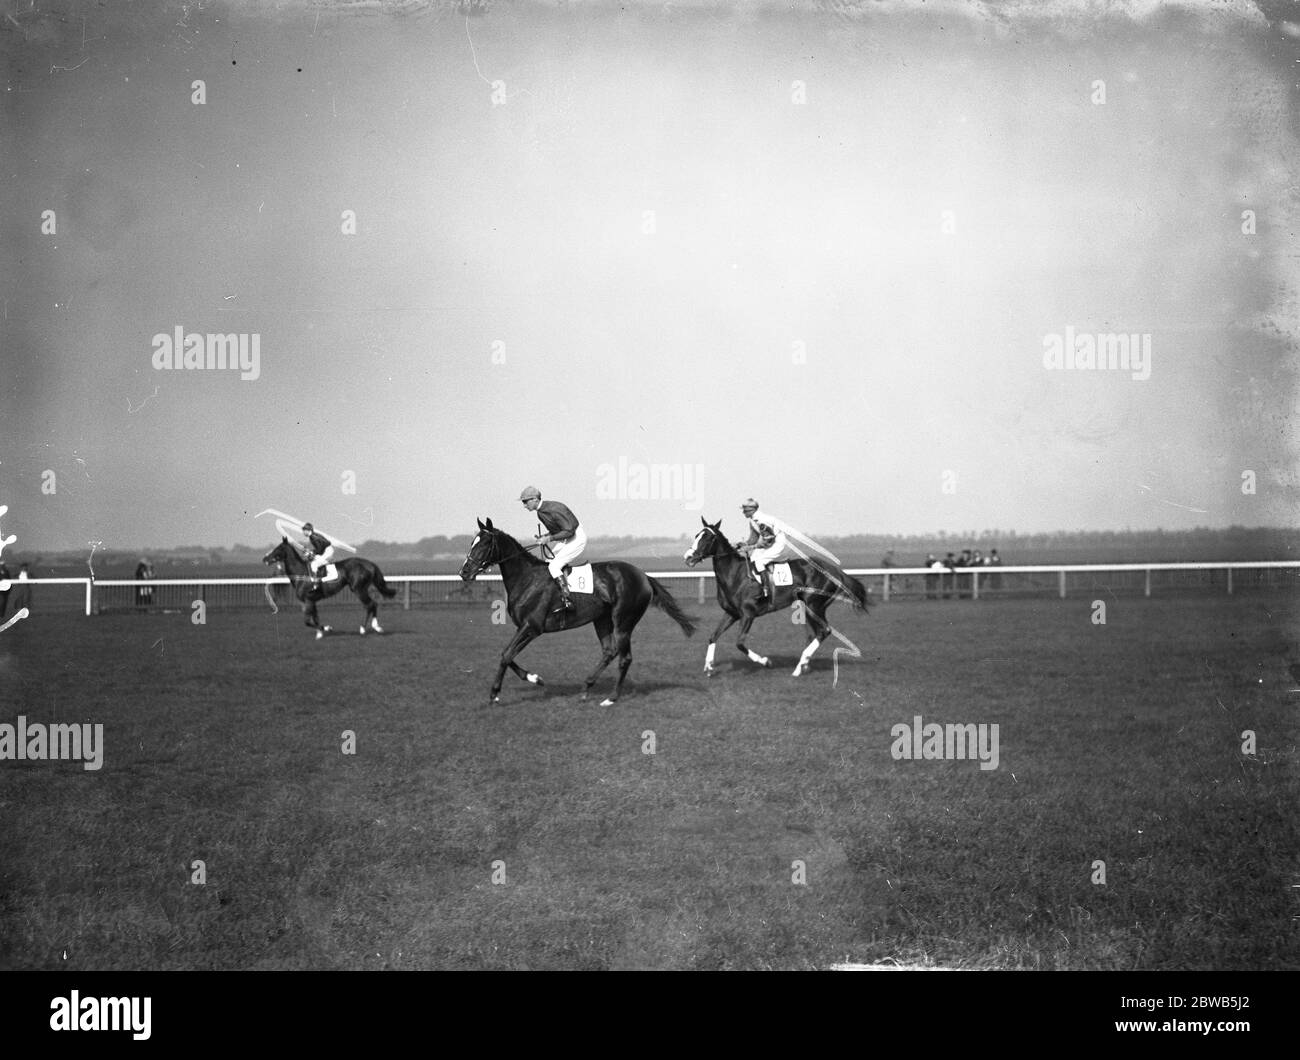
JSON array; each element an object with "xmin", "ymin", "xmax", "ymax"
[
  {"xmin": 554, "ymin": 575, "xmax": 573, "ymax": 610},
  {"xmin": 753, "ymin": 563, "xmax": 769, "ymax": 599}
]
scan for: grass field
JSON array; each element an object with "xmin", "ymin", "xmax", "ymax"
[{"xmin": 1, "ymin": 591, "xmax": 1296, "ymax": 970}]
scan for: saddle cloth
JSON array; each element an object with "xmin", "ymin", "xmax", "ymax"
[
  {"xmin": 563, "ymin": 564, "xmax": 595, "ymax": 594},
  {"xmin": 754, "ymin": 562, "xmax": 794, "ymax": 586},
  {"xmin": 314, "ymin": 563, "xmax": 340, "ymax": 583}
]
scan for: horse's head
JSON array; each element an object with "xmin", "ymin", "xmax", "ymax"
[
  {"xmin": 460, "ymin": 518, "xmax": 503, "ymax": 581},
  {"xmin": 684, "ymin": 517, "xmax": 725, "ymax": 567},
  {"xmin": 262, "ymin": 537, "xmax": 295, "ymax": 567}
]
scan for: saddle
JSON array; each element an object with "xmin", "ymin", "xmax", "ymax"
[{"xmin": 311, "ymin": 563, "xmax": 340, "ymax": 584}]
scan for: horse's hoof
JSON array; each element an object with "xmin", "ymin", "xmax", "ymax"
[
  {"xmin": 526, "ymin": 673, "xmax": 544, "ymax": 685},
  {"xmin": 600, "ymin": 698, "xmax": 615, "ymax": 707},
  {"xmin": 324, "ymin": 626, "xmax": 333, "ymax": 633},
  {"xmin": 315, "ymin": 631, "xmax": 324, "ymax": 641},
  {"xmin": 372, "ymin": 624, "xmax": 384, "ymax": 634},
  {"xmin": 491, "ymin": 696, "xmax": 500, "ymax": 705},
  {"xmin": 703, "ymin": 667, "xmax": 715, "ymax": 678},
  {"xmin": 359, "ymin": 626, "xmax": 366, "ymax": 635}
]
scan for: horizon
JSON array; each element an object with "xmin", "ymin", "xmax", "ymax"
[{"xmin": 14, "ymin": 522, "xmax": 1296, "ymax": 562}]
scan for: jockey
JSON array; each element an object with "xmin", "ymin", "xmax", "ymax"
[
  {"xmin": 301, "ymin": 522, "xmax": 335, "ymax": 591},
  {"xmin": 520, "ymin": 486, "xmax": 586, "ymax": 610},
  {"xmin": 737, "ymin": 498, "xmax": 791, "ymax": 599}
]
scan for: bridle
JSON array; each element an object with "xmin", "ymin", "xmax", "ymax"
[
  {"xmin": 463, "ymin": 528, "xmax": 503, "ymax": 579},
  {"xmin": 683, "ymin": 526, "xmax": 718, "ymax": 566}
]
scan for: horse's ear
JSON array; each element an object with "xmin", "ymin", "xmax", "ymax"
[
  {"xmin": 476, "ymin": 517, "xmax": 485, "ymax": 530},
  {"xmin": 485, "ymin": 517, "xmax": 494, "ymax": 530},
  {"xmin": 700, "ymin": 516, "xmax": 709, "ymax": 526},
  {"xmin": 281, "ymin": 535, "xmax": 288, "ymax": 543},
  {"xmin": 710, "ymin": 519, "xmax": 722, "ymax": 531}
]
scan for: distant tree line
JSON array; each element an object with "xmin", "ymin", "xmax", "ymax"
[{"xmin": 22, "ymin": 526, "xmax": 1297, "ymax": 569}]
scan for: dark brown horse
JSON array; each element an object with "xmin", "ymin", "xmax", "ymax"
[
  {"xmin": 683, "ymin": 517, "xmax": 869, "ymax": 676},
  {"xmin": 459, "ymin": 518, "xmax": 697, "ymax": 705},
  {"xmin": 262, "ymin": 537, "xmax": 397, "ymax": 639}
]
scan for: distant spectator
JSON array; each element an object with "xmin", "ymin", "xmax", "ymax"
[
  {"xmin": 925, "ymin": 553, "xmax": 942, "ymax": 600},
  {"xmin": 989, "ymin": 549, "xmax": 1003, "ymax": 591},
  {"xmin": 880, "ymin": 549, "xmax": 899, "ymax": 596},
  {"xmin": 9, "ymin": 563, "xmax": 32, "ymax": 615},
  {"xmin": 135, "ymin": 557, "xmax": 154, "ymax": 608},
  {"xmin": 942, "ymin": 552, "xmax": 956, "ymax": 599}
]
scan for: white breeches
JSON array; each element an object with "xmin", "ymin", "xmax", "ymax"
[
  {"xmin": 750, "ymin": 534, "xmax": 791, "ymax": 570},
  {"xmin": 546, "ymin": 526, "xmax": 587, "ymax": 578},
  {"xmin": 310, "ymin": 545, "xmax": 336, "ymax": 573}
]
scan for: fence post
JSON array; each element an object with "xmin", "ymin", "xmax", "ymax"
[
  {"xmin": 1227, "ymin": 567, "xmax": 1233, "ymax": 595},
  {"xmin": 698, "ymin": 576, "xmax": 705, "ymax": 605},
  {"xmin": 85, "ymin": 578, "xmax": 93, "ymax": 616},
  {"xmin": 1144, "ymin": 569, "xmax": 1151, "ymax": 598},
  {"xmin": 972, "ymin": 570, "xmax": 979, "ymax": 600},
  {"xmin": 1058, "ymin": 570, "xmax": 1066, "ymax": 599},
  {"xmin": 882, "ymin": 573, "xmax": 890, "ymax": 602},
  {"xmin": 404, "ymin": 580, "xmax": 411, "ymax": 611}
]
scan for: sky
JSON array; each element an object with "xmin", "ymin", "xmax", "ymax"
[{"xmin": 2, "ymin": 0, "xmax": 1298, "ymax": 552}]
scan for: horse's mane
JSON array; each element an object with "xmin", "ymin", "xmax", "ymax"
[
  {"xmin": 489, "ymin": 526, "xmax": 546, "ymax": 566},
  {"xmin": 707, "ymin": 521, "xmax": 740, "ymax": 557},
  {"xmin": 275, "ymin": 539, "xmax": 308, "ymax": 565}
]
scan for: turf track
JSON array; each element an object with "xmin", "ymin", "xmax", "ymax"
[{"xmin": 1, "ymin": 592, "xmax": 1296, "ymax": 969}]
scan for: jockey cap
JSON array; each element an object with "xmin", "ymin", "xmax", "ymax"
[{"xmin": 519, "ymin": 486, "xmax": 541, "ymax": 502}]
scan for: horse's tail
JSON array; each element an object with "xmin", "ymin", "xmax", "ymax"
[
  {"xmin": 845, "ymin": 573, "xmax": 871, "ymax": 613},
  {"xmin": 814, "ymin": 562, "xmax": 870, "ymax": 612},
  {"xmin": 372, "ymin": 566, "xmax": 398, "ymax": 598},
  {"xmin": 648, "ymin": 576, "xmax": 697, "ymax": 637}
]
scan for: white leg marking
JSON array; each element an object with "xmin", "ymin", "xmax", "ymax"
[
  {"xmin": 747, "ymin": 648, "xmax": 769, "ymax": 666},
  {"xmin": 526, "ymin": 673, "xmax": 541, "ymax": 684},
  {"xmin": 704, "ymin": 642, "xmax": 716, "ymax": 671},
  {"xmin": 794, "ymin": 638, "xmax": 821, "ymax": 676}
]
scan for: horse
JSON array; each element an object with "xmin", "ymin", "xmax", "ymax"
[
  {"xmin": 262, "ymin": 537, "xmax": 397, "ymax": 639},
  {"xmin": 683, "ymin": 517, "xmax": 869, "ymax": 677},
  {"xmin": 459, "ymin": 517, "xmax": 697, "ymax": 705}
]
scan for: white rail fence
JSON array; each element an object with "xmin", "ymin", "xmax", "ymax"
[{"xmin": 10, "ymin": 562, "xmax": 1299, "ymax": 616}]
